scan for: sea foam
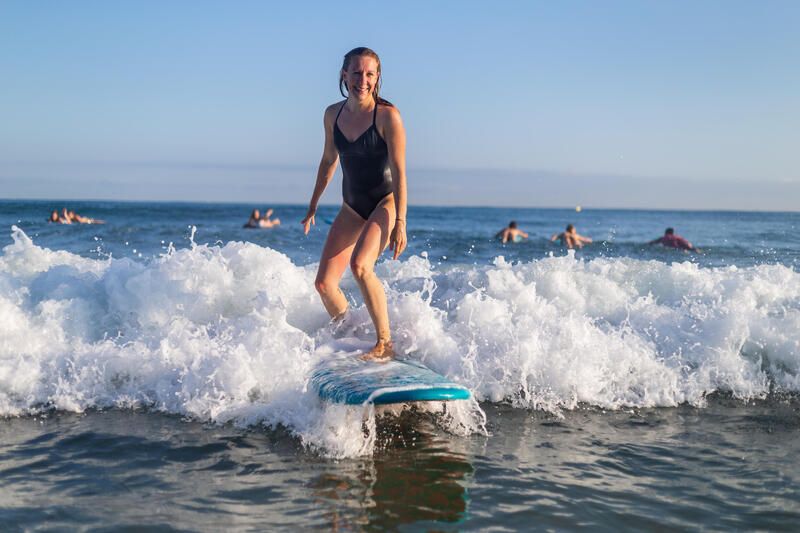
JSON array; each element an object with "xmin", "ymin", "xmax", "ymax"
[{"xmin": 1, "ymin": 227, "xmax": 798, "ymax": 455}]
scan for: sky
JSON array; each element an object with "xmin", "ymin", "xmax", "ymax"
[{"xmin": 1, "ymin": 0, "xmax": 798, "ymax": 210}]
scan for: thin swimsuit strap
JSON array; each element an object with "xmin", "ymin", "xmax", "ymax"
[{"xmin": 335, "ymin": 100, "xmax": 377, "ymax": 129}]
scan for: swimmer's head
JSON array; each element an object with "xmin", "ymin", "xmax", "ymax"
[
  {"xmin": 339, "ymin": 47, "xmax": 386, "ymax": 104},
  {"xmin": 49, "ymin": 211, "xmax": 59, "ymax": 222},
  {"xmin": 566, "ymin": 224, "xmax": 575, "ymax": 232},
  {"xmin": 252, "ymin": 209, "xmax": 260, "ymax": 219},
  {"xmin": 665, "ymin": 227, "xmax": 674, "ymax": 235},
  {"xmin": 509, "ymin": 221, "xmax": 517, "ymax": 229}
]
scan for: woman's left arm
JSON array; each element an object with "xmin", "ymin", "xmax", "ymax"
[{"xmin": 383, "ymin": 106, "xmax": 408, "ymax": 260}]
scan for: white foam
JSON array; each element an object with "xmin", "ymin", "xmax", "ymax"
[{"xmin": 1, "ymin": 226, "xmax": 799, "ymax": 455}]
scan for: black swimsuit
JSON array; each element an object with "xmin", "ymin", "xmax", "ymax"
[{"xmin": 333, "ymin": 102, "xmax": 393, "ymax": 220}]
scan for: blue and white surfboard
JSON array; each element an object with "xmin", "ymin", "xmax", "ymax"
[{"xmin": 310, "ymin": 355, "xmax": 471, "ymax": 405}]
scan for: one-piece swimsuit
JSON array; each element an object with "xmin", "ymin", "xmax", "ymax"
[{"xmin": 333, "ymin": 102, "xmax": 393, "ymax": 220}]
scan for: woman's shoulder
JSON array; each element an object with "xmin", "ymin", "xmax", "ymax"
[
  {"xmin": 324, "ymin": 100, "xmax": 346, "ymax": 116},
  {"xmin": 376, "ymin": 103, "xmax": 403, "ymax": 131},
  {"xmin": 377, "ymin": 101, "xmax": 401, "ymax": 116}
]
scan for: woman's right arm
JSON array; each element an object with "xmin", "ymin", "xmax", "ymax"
[{"xmin": 302, "ymin": 104, "xmax": 340, "ymax": 234}]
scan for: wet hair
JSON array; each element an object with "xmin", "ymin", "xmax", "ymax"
[
  {"xmin": 566, "ymin": 224, "xmax": 574, "ymax": 232},
  {"xmin": 509, "ymin": 221, "xmax": 517, "ymax": 229},
  {"xmin": 665, "ymin": 227, "xmax": 674, "ymax": 235},
  {"xmin": 339, "ymin": 47, "xmax": 393, "ymax": 106}
]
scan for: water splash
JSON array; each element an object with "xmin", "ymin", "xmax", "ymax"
[{"xmin": 1, "ymin": 227, "xmax": 799, "ymax": 455}]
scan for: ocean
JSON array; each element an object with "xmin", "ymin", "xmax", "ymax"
[{"xmin": 1, "ymin": 199, "xmax": 799, "ymax": 531}]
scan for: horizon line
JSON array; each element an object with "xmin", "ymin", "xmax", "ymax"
[{"xmin": 2, "ymin": 197, "xmax": 797, "ymax": 215}]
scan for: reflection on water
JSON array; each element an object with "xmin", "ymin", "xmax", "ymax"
[
  {"xmin": 0, "ymin": 409, "xmax": 475, "ymax": 531},
  {"xmin": 311, "ymin": 409, "xmax": 473, "ymax": 530},
  {"xmin": 2, "ymin": 398, "xmax": 799, "ymax": 531}
]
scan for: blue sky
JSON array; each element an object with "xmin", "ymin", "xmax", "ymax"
[{"xmin": 1, "ymin": 1, "xmax": 798, "ymax": 210}]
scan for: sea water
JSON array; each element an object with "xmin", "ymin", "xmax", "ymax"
[{"xmin": 1, "ymin": 199, "xmax": 799, "ymax": 530}]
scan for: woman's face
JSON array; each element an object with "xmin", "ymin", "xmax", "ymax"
[{"xmin": 342, "ymin": 55, "xmax": 379, "ymax": 102}]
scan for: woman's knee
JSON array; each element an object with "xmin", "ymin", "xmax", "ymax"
[
  {"xmin": 349, "ymin": 259, "xmax": 373, "ymax": 282},
  {"xmin": 314, "ymin": 277, "xmax": 336, "ymax": 295}
]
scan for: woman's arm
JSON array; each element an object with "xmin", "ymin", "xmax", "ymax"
[
  {"xmin": 382, "ymin": 106, "xmax": 408, "ymax": 259},
  {"xmin": 302, "ymin": 104, "xmax": 341, "ymax": 234}
]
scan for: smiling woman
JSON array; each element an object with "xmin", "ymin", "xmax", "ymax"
[{"xmin": 301, "ymin": 47, "xmax": 408, "ymax": 362}]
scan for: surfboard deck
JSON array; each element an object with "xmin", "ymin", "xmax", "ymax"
[{"xmin": 310, "ymin": 355, "xmax": 470, "ymax": 405}]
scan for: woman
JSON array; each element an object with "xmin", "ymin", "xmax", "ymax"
[{"xmin": 301, "ymin": 47, "xmax": 408, "ymax": 362}]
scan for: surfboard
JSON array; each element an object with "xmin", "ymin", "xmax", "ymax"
[{"xmin": 310, "ymin": 355, "xmax": 471, "ymax": 405}]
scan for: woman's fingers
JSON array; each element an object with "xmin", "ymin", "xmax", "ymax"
[
  {"xmin": 391, "ymin": 230, "xmax": 406, "ymax": 260},
  {"xmin": 301, "ymin": 214, "xmax": 315, "ymax": 234}
]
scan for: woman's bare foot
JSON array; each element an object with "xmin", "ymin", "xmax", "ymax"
[{"xmin": 359, "ymin": 339, "xmax": 394, "ymax": 362}]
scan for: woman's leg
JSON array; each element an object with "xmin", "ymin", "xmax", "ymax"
[
  {"xmin": 315, "ymin": 204, "xmax": 365, "ymax": 318},
  {"xmin": 349, "ymin": 196, "xmax": 396, "ymax": 360}
]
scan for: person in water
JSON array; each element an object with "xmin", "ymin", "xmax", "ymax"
[
  {"xmin": 68, "ymin": 210, "xmax": 104, "ymax": 224},
  {"xmin": 495, "ymin": 221, "xmax": 528, "ymax": 243},
  {"xmin": 244, "ymin": 208, "xmax": 280, "ymax": 228},
  {"xmin": 301, "ymin": 46, "xmax": 408, "ymax": 362},
  {"xmin": 49, "ymin": 208, "xmax": 103, "ymax": 224},
  {"xmin": 551, "ymin": 224, "xmax": 592, "ymax": 249},
  {"xmin": 648, "ymin": 227, "xmax": 701, "ymax": 253}
]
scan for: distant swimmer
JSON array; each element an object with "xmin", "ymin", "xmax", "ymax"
[
  {"xmin": 244, "ymin": 209, "xmax": 261, "ymax": 228},
  {"xmin": 648, "ymin": 227, "xmax": 701, "ymax": 253},
  {"xmin": 259, "ymin": 208, "xmax": 280, "ymax": 228},
  {"xmin": 551, "ymin": 224, "xmax": 592, "ymax": 249},
  {"xmin": 49, "ymin": 208, "xmax": 103, "ymax": 224},
  {"xmin": 495, "ymin": 221, "xmax": 528, "ymax": 243},
  {"xmin": 68, "ymin": 210, "xmax": 105, "ymax": 224},
  {"xmin": 47, "ymin": 210, "xmax": 67, "ymax": 223},
  {"xmin": 244, "ymin": 208, "xmax": 280, "ymax": 229}
]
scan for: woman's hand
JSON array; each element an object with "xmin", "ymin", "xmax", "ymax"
[
  {"xmin": 301, "ymin": 206, "xmax": 316, "ymax": 235},
  {"xmin": 389, "ymin": 219, "xmax": 407, "ymax": 260}
]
